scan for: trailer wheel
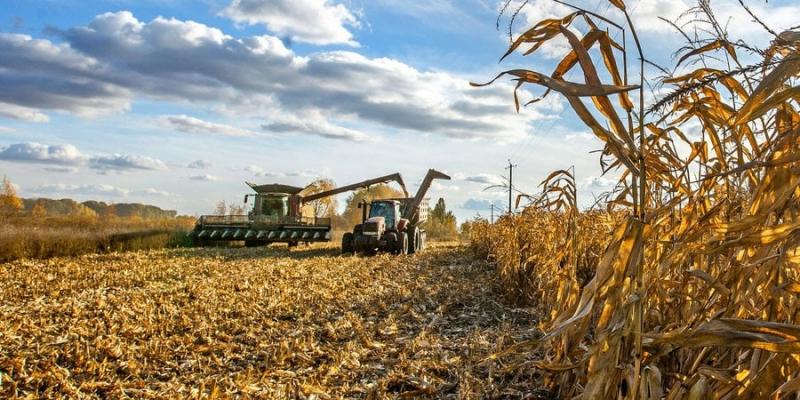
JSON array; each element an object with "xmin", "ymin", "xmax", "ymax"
[
  {"xmin": 341, "ymin": 232, "xmax": 354, "ymax": 255},
  {"xmin": 395, "ymin": 232, "xmax": 409, "ymax": 255},
  {"xmin": 407, "ymin": 226, "xmax": 420, "ymax": 254}
]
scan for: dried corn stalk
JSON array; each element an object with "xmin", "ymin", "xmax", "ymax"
[{"xmin": 474, "ymin": 0, "xmax": 800, "ymax": 397}]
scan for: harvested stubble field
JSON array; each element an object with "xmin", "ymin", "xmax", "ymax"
[{"xmin": 0, "ymin": 243, "xmax": 545, "ymax": 399}]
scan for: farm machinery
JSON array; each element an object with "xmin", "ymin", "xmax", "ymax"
[
  {"xmin": 191, "ymin": 173, "xmax": 408, "ymax": 247},
  {"xmin": 341, "ymin": 169, "xmax": 450, "ymax": 256}
]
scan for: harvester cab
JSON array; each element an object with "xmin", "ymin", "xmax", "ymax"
[
  {"xmin": 341, "ymin": 169, "xmax": 451, "ymax": 256},
  {"xmin": 244, "ymin": 193, "xmax": 289, "ymax": 219}
]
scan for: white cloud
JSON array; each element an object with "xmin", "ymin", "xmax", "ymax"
[
  {"xmin": 244, "ymin": 166, "xmax": 316, "ymax": 179},
  {"xmin": 565, "ymin": 132, "xmax": 594, "ymax": 141},
  {"xmin": 461, "ymin": 198, "xmax": 500, "ymax": 211},
  {"xmin": 221, "ymin": 0, "xmax": 361, "ymax": 46},
  {"xmin": 430, "ymin": 181, "xmax": 459, "ymax": 191},
  {"xmin": 244, "ymin": 165, "xmax": 265, "ymax": 174},
  {"xmin": 0, "ymin": 142, "xmax": 86, "ymax": 165},
  {"xmin": 0, "ymin": 33, "xmax": 130, "ymax": 117},
  {"xmin": 190, "ymin": 174, "xmax": 219, "ymax": 181},
  {"xmin": 463, "ymin": 173, "xmax": 505, "ymax": 186},
  {"xmin": 133, "ymin": 188, "xmax": 171, "ymax": 197},
  {"xmin": 89, "ymin": 154, "xmax": 167, "ymax": 172},
  {"xmin": 0, "ymin": 142, "xmax": 169, "ymax": 175},
  {"xmin": 188, "ymin": 159, "xmax": 213, "ymax": 169},
  {"xmin": 263, "ymin": 109, "xmax": 371, "ymax": 141},
  {"xmin": 160, "ymin": 114, "xmax": 259, "ymax": 137},
  {"xmin": 0, "ymin": 126, "xmax": 16, "ymax": 133},
  {"xmin": 30, "ymin": 183, "xmax": 130, "ymax": 197},
  {"xmin": 655, "ymin": 0, "xmax": 800, "ymax": 40},
  {"xmin": 0, "ymin": 12, "xmax": 554, "ymax": 142},
  {"xmin": 582, "ymin": 176, "xmax": 617, "ymax": 191},
  {"xmin": 44, "ymin": 166, "xmax": 79, "ymax": 173},
  {"xmin": 0, "ymin": 102, "xmax": 50, "ymax": 123}
]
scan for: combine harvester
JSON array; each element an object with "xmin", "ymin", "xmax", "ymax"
[
  {"xmin": 342, "ymin": 169, "xmax": 450, "ymax": 256},
  {"xmin": 191, "ymin": 173, "xmax": 407, "ymax": 247}
]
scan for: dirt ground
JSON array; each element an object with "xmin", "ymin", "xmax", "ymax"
[{"xmin": 0, "ymin": 243, "xmax": 546, "ymax": 399}]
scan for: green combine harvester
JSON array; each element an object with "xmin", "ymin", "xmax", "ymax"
[{"xmin": 190, "ymin": 173, "xmax": 408, "ymax": 247}]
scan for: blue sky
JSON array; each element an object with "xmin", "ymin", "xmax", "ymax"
[{"xmin": 0, "ymin": 0, "xmax": 796, "ymax": 221}]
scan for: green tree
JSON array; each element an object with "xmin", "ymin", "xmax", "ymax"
[{"xmin": 424, "ymin": 197, "xmax": 457, "ymax": 240}]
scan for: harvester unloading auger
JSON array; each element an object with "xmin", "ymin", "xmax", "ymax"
[
  {"xmin": 191, "ymin": 173, "xmax": 408, "ymax": 247},
  {"xmin": 341, "ymin": 169, "xmax": 451, "ymax": 256}
]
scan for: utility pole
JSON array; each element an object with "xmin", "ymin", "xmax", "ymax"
[
  {"xmin": 490, "ymin": 204, "xmax": 494, "ymax": 224},
  {"xmin": 505, "ymin": 159, "xmax": 518, "ymax": 214}
]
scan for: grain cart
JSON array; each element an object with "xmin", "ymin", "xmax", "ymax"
[
  {"xmin": 191, "ymin": 173, "xmax": 407, "ymax": 247},
  {"xmin": 341, "ymin": 169, "xmax": 450, "ymax": 255}
]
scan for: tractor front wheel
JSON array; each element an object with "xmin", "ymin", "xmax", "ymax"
[{"xmin": 341, "ymin": 232, "xmax": 354, "ymax": 255}]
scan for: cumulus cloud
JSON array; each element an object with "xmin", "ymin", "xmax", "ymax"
[
  {"xmin": 0, "ymin": 33, "xmax": 130, "ymax": 118},
  {"xmin": 0, "ymin": 11, "xmax": 554, "ymax": 141},
  {"xmin": 0, "ymin": 142, "xmax": 86, "ymax": 165},
  {"xmin": 0, "ymin": 142, "xmax": 168, "ymax": 175},
  {"xmin": 160, "ymin": 114, "xmax": 259, "ymax": 137},
  {"xmin": 190, "ymin": 174, "xmax": 219, "ymax": 181},
  {"xmin": 89, "ymin": 154, "xmax": 167, "ymax": 172},
  {"xmin": 188, "ymin": 159, "xmax": 213, "ymax": 169},
  {"xmin": 221, "ymin": 0, "xmax": 360, "ymax": 46}
]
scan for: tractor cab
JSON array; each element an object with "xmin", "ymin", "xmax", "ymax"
[{"xmin": 367, "ymin": 200, "xmax": 400, "ymax": 229}]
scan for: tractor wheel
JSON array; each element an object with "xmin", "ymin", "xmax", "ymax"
[
  {"xmin": 395, "ymin": 232, "xmax": 409, "ymax": 255},
  {"xmin": 341, "ymin": 232, "xmax": 354, "ymax": 255},
  {"xmin": 407, "ymin": 226, "xmax": 420, "ymax": 254}
]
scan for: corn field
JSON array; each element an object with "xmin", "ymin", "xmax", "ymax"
[
  {"xmin": 0, "ymin": 244, "xmax": 551, "ymax": 399},
  {"xmin": 471, "ymin": 0, "xmax": 800, "ymax": 398}
]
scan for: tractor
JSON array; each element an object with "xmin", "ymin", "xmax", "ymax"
[{"xmin": 341, "ymin": 169, "xmax": 450, "ymax": 255}]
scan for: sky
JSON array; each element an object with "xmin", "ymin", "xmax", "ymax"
[{"xmin": 0, "ymin": 0, "xmax": 796, "ymax": 222}]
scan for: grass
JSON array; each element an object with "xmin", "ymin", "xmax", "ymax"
[{"xmin": 0, "ymin": 215, "xmax": 195, "ymax": 262}]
